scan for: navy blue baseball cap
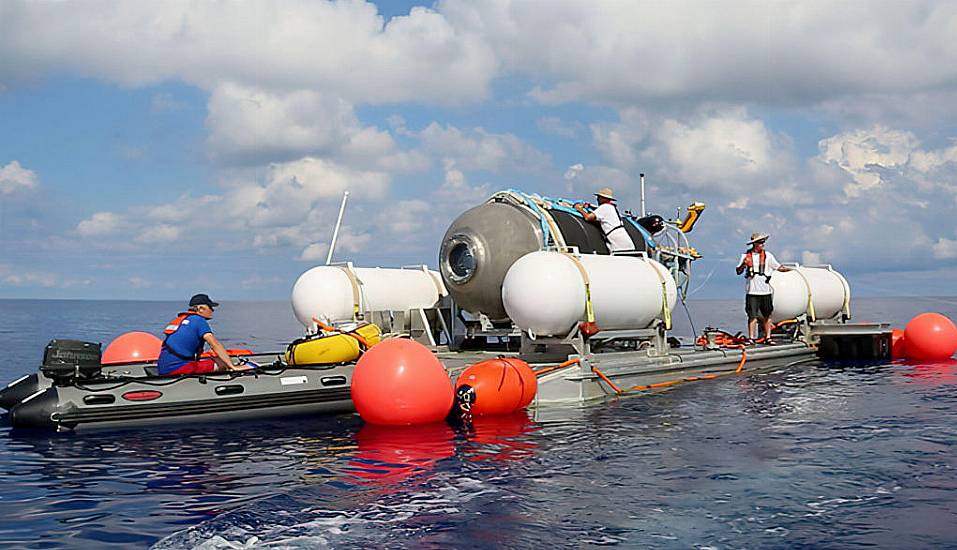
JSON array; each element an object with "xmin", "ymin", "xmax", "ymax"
[{"xmin": 188, "ymin": 293, "xmax": 219, "ymax": 308}]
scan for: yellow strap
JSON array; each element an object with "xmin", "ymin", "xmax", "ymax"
[
  {"xmin": 792, "ymin": 267, "xmax": 816, "ymax": 321},
  {"xmin": 335, "ymin": 265, "xmax": 363, "ymax": 321},
  {"xmin": 561, "ymin": 252, "xmax": 595, "ymax": 323},
  {"xmin": 645, "ymin": 258, "xmax": 672, "ymax": 330}
]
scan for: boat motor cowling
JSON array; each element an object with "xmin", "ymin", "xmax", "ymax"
[{"xmin": 40, "ymin": 340, "xmax": 102, "ymax": 384}]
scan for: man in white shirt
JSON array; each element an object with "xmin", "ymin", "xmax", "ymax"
[
  {"xmin": 736, "ymin": 233, "xmax": 790, "ymax": 343},
  {"xmin": 574, "ymin": 187, "xmax": 635, "ymax": 253}
]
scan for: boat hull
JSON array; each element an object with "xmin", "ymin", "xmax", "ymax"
[{"xmin": 9, "ymin": 363, "xmax": 355, "ymax": 432}]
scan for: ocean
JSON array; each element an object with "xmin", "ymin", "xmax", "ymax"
[{"xmin": 1, "ymin": 297, "xmax": 956, "ymax": 549}]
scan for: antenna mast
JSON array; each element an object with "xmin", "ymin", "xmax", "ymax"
[{"xmin": 326, "ymin": 191, "xmax": 349, "ymax": 265}]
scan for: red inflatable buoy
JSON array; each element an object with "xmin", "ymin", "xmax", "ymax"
[
  {"xmin": 351, "ymin": 338, "xmax": 454, "ymax": 425},
  {"xmin": 454, "ymin": 358, "xmax": 537, "ymax": 416},
  {"xmin": 904, "ymin": 313, "xmax": 957, "ymax": 360},
  {"xmin": 102, "ymin": 331, "xmax": 162, "ymax": 364},
  {"xmin": 890, "ymin": 328, "xmax": 908, "ymax": 359}
]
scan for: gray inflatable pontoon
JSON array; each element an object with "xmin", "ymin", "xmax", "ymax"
[{"xmin": 1, "ymin": 342, "xmax": 355, "ymax": 432}]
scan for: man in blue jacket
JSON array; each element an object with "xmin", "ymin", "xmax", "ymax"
[{"xmin": 157, "ymin": 294, "xmax": 248, "ymax": 375}]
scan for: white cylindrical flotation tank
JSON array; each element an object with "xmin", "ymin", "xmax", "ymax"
[
  {"xmin": 769, "ymin": 265, "xmax": 850, "ymax": 322},
  {"xmin": 502, "ymin": 251, "xmax": 677, "ymax": 337},
  {"xmin": 291, "ymin": 265, "xmax": 447, "ymax": 327}
]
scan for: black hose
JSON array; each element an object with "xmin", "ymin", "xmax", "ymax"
[{"xmin": 681, "ymin": 296, "xmax": 698, "ymax": 348}]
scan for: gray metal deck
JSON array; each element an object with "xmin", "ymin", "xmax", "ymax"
[{"xmin": 437, "ymin": 340, "xmax": 818, "ymax": 408}]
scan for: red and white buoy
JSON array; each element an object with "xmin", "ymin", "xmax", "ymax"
[{"xmin": 454, "ymin": 358, "xmax": 537, "ymax": 416}]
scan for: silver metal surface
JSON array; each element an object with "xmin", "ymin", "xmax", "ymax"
[{"xmin": 439, "ymin": 201, "xmax": 543, "ymax": 320}]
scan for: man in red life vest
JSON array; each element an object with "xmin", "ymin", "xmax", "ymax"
[
  {"xmin": 735, "ymin": 233, "xmax": 790, "ymax": 343},
  {"xmin": 157, "ymin": 294, "xmax": 248, "ymax": 375}
]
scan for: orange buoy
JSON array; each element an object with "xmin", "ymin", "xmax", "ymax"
[
  {"xmin": 102, "ymin": 331, "xmax": 162, "ymax": 364},
  {"xmin": 890, "ymin": 328, "xmax": 908, "ymax": 359},
  {"xmin": 351, "ymin": 338, "xmax": 454, "ymax": 425},
  {"xmin": 904, "ymin": 313, "xmax": 957, "ymax": 360},
  {"xmin": 454, "ymin": 358, "xmax": 537, "ymax": 416}
]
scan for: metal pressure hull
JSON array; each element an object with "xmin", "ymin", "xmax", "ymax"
[{"xmin": 439, "ymin": 202, "xmax": 544, "ymax": 321}]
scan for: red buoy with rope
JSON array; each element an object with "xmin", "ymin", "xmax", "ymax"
[{"xmin": 455, "ymin": 358, "xmax": 537, "ymax": 416}]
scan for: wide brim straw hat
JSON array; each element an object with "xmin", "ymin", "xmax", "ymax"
[
  {"xmin": 595, "ymin": 187, "xmax": 616, "ymax": 201},
  {"xmin": 747, "ymin": 232, "xmax": 770, "ymax": 245}
]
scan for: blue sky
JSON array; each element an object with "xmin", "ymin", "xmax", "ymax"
[{"xmin": 1, "ymin": 0, "xmax": 956, "ymax": 301}]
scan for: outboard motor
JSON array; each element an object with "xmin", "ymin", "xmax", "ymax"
[
  {"xmin": 40, "ymin": 339, "xmax": 102, "ymax": 385},
  {"xmin": 1, "ymin": 340, "xmax": 101, "ymax": 411}
]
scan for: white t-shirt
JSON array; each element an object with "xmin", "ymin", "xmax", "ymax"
[
  {"xmin": 593, "ymin": 203, "xmax": 634, "ymax": 252},
  {"xmin": 739, "ymin": 251, "xmax": 781, "ymax": 295}
]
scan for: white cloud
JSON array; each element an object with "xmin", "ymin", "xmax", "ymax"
[
  {"xmin": 299, "ymin": 243, "xmax": 330, "ymax": 262},
  {"xmin": 441, "ymin": 1, "xmax": 957, "ymax": 109},
  {"xmin": 933, "ymin": 238, "xmax": 957, "ymax": 260},
  {"xmin": 537, "ymin": 116, "xmax": 578, "ymax": 138},
  {"xmin": 419, "ymin": 122, "xmax": 549, "ymax": 173},
  {"xmin": 649, "ymin": 108, "xmax": 792, "ymax": 190},
  {"xmin": 433, "ymin": 160, "xmax": 491, "ymax": 205},
  {"xmin": 206, "ymin": 84, "xmax": 360, "ymax": 163},
  {"xmin": 0, "ymin": 264, "xmax": 57, "ymax": 288},
  {"xmin": 0, "ymin": 1, "xmax": 497, "ymax": 105},
  {"xmin": 801, "ymin": 250, "xmax": 824, "ymax": 265},
  {"xmin": 76, "ymin": 212, "xmax": 124, "ymax": 236},
  {"xmin": 331, "ymin": 228, "xmax": 372, "ymax": 255},
  {"xmin": 128, "ymin": 276, "xmax": 152, "ymax": 288},
  {"xmin": 0, "ymin": 161, "xmax": 38, "ymax": 194},
  {"xmin": 817, "ymin": 126, "xmax": 918, "ymax": 197},
  {"xmin": 592, "ymin": 106, "xmax": 795, "ymax": 197},
  {"xmin": 135, "ymin": 224, "xmax": 180, "ymax": 244},
  {"xmin": 248, "ymin": 158, "xmax": 389, "ymax": 227},
  {"xmin": 563, "ymin": 163, "xmax": 584, "ymax": 181}
]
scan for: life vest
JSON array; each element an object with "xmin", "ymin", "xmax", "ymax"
[
  {"xmin": 743, "ymin": 250, "xmax": 771, "ymax": 283},
  {"xmin": 161, "ymin": 312, "xmax": 204, "ymax": 361}
]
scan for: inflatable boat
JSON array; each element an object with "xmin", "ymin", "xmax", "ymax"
[{"xmin": 0, "ymin": 329, "xmax": 379, "ymax": 432}]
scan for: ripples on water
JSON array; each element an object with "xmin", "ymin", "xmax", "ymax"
[{"xmin": 1, "ymin": 299, "xmax": 956, "ymax": 549}]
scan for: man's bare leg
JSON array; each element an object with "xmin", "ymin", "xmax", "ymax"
[
  {"xmin": 748, "ymin": 318, "xmax": 758, "ymax": 340},
  {"xmin": 762, "ymin": 317, "xmax": 774, "ymax": 341}
]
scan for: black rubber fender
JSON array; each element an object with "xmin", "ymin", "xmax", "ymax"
[
  {"xmin": 0, "ymin": 373, "xmax": 41, "ymax": 411},
  {"xmin": 10, "ymin": 387, "xmax": 61, "ymax": 431}
]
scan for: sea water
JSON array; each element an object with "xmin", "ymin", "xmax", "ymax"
[{"xmin": 1, "ymin": 298, "xmax": 956, "ymax": 549}]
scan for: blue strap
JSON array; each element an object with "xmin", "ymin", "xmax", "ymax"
[{"xmin": 504, "ymin": 189, "xmax": 552, "ymax": 247}]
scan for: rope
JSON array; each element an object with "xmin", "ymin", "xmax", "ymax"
[
  {"xmin": 591, "ymin": 365, "xmax": 622, "ymax": 394},
  {"xmin": 534, "ymin": 357, "xmax": 580, "ymax": 377},
  {"xmin": 312, "ymin": 317, "xmax": 372, "ymax": 349}
]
